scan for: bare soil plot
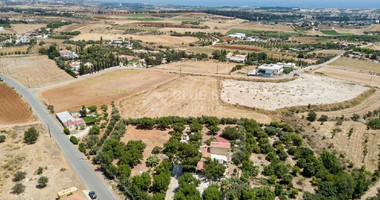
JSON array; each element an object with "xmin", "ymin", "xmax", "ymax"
[
  {"xmin": 0, "ymin": 55, "xmax": 73, "ymax": 88},
  {"xmin": 118, "ymin": 76, "xmax": 272, "ymax": 124},
  {"xmin": 0, "ymin": 124, "xmax": 86, "ymax": 199},
  {"xmin": 314, "ymin": 66, "xmax": 380, "ymax": 88},
  {"xmin": 289, "ymin": 36, "xmax": 337, "ymax": 44},
  {"xmin": 123, "ymin": 34, "xmax": 199, "ymax": 46},
  {"xmin": 310, "ymin": 121, "xmax": 379, "ymax": 172},
  {"xmin": 0, "ymin": 83, "xmax": 32, "ymax": 125},
  {"xmin": 38, "ymin": 69, "xmax": 178, "ymax": 112},
  {"xmin": 328, "ymin": 57, "xmax": 380, "ymax": 74},
  {"xmin": 212, "ymin": 44, "xmax": 261, "ymax": 52},
  {"xmin": 221, "ymin": 74, "xmax": 369, "ymax": 111},
  {"xmin": 120, "ymin": 125, "xmax": 171, "ymax": 176},
  {"xmin": 156, "ymin": 61, "xmax": 235, "ymax": 74},
  {"xmin": 11, "ymin": 24, "xmax": 46, "ymax": 34}
]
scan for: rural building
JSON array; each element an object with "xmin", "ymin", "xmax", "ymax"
[
  {"xmin": 119, "ymin": 55, "xmax": 136, "ymax": 61},
  {"xmin": 56, "ymin": 111, "xmax": 86, "ymax": 131},
  {"xmin": 249, "ymin": 62, "xmax": 296, "ymax": 76},
  {"xmin": 228, "ymin": 55, "xmax": 247, "ymax": 63},
  {"xmin": 59, "ymin": 50, "xmax": 79, "ymax": 58},
  {"xmin": 17, "ymin": 35, "xmax": 29, "ymax": 44},
  {"xmin": 228, "ymin": 33, "xmax": 246, "ymax": 39},
  {"xmin": 246, "ymin": 36, "xmax": 260, "ymax": 41},
  {"xmin": 196, "ymin": 136, "xmax": 231, "ymax": 171},
  {"xmin": 69, "ymin": 61, "xmax": 80, "ymax": 71},
  {"xmin": 84, "ymin": 62, "xmax": 93, "ymax": 69}
]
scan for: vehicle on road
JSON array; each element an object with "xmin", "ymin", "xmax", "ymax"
[{"xmin": 89, "ymin": 191, "xmax": 97, "ymax": 199}]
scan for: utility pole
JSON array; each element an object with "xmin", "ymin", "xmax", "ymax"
[{"xmin": 48, "ymin": 124, "xmax": 51, "ymax": 138}]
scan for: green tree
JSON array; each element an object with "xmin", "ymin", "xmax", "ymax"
[
  {"xmin": 132, "ymin": 172, "xmax": 151, "ymax": 191},
  {"xmin": 64, "ymin": 127, "xmax": 70, "ymax": 135},
  {"xmin": 172, "ymin": 123, "xmax": 185, "ymax": 133},
  {"xmin": 204, "ymin": 159, "xmax": 226, "ymax": 180},
  {"xmin": 13, "ymin": 171, "xmax": 26, "ymax": 182},
  {"xmin": 221, "ymin": 126, "xmax": 240, "ymax": 140},
  {"xmin": 208, "ymin": 125, "xmax": 220, "ymax": 135},
  {"xmin": 70, "ymin": 136, "xmax": 78, "ymax": 145},
  {"xmin": 88, "ymin": 105, "xmax": 97, "ymax": 113},
  {"xmin": 90, "ymin": 125, "xmax": 100, "ymax": 135},
  {"xmin": 117, "ymin": 164, "xmax": 131, "ymax": 181},
  {"xmin": 11, "ymin": 183, "xmax": 25, "ymax": 194},
  {"xmin": 152, "ymin": 146, "xmax": 162, "ymax": 154},
  {"xmin": 232, "ymin": 149, "xmax": 245, "ymax": 165},
  {"xmin": 37, "ymin": 176, "xmax": 49, "ymax": 188},
  {"xmin": 190, "ymin": 121, "xmax": 203, "ymax": 132},
  {"xmin": 36, "ymin": 167, "xmax": 44, "ymax": 175},
  {"xmin": 368, "ymin": 118, "xmax": 380, "ymax": 130},
  {"xmin": 203, "ymin": 185, "xmax": 222, "ymax": 200},
  {"xmin": 24, "ymin": 127, "xmax": 39, "ymax": 144}
]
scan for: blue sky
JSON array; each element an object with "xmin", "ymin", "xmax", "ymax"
[{"xmin": 102, "ymin": 0, "xmax": 380, "ymax": 8}]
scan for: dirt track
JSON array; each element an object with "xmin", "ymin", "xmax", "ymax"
[{"xmin": 118, "ymin": 76, "xmax": 272, "ymax": 124}]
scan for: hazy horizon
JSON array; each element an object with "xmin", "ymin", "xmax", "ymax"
[{"xmin": 99, "ymin": 0, "xmax": 380, "ymax": 9}]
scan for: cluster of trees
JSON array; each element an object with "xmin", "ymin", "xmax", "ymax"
[
  {"xmin": 205, "ymin": 10, "xmax": 303, "ymax": 22},
  {"xmin": 212, "ymin": 50, "xmax": 227, "ymax": 62},
  {"xmin": 46, "ymin": 21, "xmax": 72, "ymax": 29}
]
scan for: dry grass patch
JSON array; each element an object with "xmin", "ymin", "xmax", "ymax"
[
  {"xmin": 0, "ymin": 83, "xmax": 32, "ymax": 125},
  {"xmin": 118, "ymin": 75, "xmax": 271, "ymax": 124},
  {"xmin": 156, "ymin": 61, "xmax": 235, "ymax": 74},
  {"xmin": 328, "ymin": 57, "xmax": 380, "ymax": 74},
  {"xmin": 38, "ymin": 69, "xmax": 178, "ymax": 112},
  {"xmin": 0, "ymin": 55, "xmax": 73, "ymax": 88},
  {"xmin": 0, "ymin": 46, "xmax": 28, "ymax": 54},
  {"xmin": 315, "ymin": 66, "xmax": 380, "ymax": 88},
  {"xmin": 221, "ymin": 74, "xmax": 369, "ymax": 111},
  {"xmin": 0, "ymin": 124, "xmax": 86, "ymax": 199},
  {"xmin": 11, "ymin": 24, "xmax": 46, "ymax": 34}
]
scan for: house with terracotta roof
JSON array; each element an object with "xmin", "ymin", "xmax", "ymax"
[{"xmin": 196, "ymin": 136, "xmax": 231, "ymax": 171}]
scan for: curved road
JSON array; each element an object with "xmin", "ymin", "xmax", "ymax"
[{"xmin": 0, "ymin": 74, "xmax": 116, "ymax": 200}]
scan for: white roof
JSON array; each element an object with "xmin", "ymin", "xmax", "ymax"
[
  {"xmin": 210, "ymin": 154, "xmax": 228, "ymax": 162},
  {"xmin": 56, "ymin": 111, "xmax": 75, "ymax": 123},
  {"xmin": 258, "ymin": 64, "xmax": 283, "ymax": 70}
]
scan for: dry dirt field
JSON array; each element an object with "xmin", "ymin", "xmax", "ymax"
[
  {"xmin": 314, "ymin": 66, "xmax": 380, "ymax": 88},
  {"xmin": 328, "ymin": 57, "xmax": 380, "ymax": 74},
  {"xmin": 0, "ymin": 55, "xmax": 73, "ymax": 88},
  {"xmin": 121, "ymin": 125, "xmax": 171, "ymax": 176},
  {"xmin": 0, "ymin": 83, "xmax": 32, "ymax": 126},
  {"xmin": 0, "ymin": 46, "xmax": 28, "ymax": 54},
  {"xmin": 118, "ymin": 75, "xmax": 272, "ymax": 124},
  {"xmin": 156, "ymin": 61, "xmax": 235, "ymax": 74},
  {"xmin": 309, "ymin": 121, "xmax": 379, "ymax": 172},
  {"xmin": 312, "ymin": 49, "xmax": 344, "ymax": 55},
  {"xmin": 11, "ymin": 24, "xmax": 46, "ymax": 34},
  {"xmin": 0, "ymin": 124, "xmax": 86, "ymax": 199},
  {"xmin": 39, "ymin": 69, "xmax": 178, "ymax": 112},
  {"xmin": 221, "ymin": 74, "xmax": 369, "ymax": 111}
]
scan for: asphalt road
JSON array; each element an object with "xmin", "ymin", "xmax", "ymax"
[{"xmin": 0, "ymin": 74, "xmax": 117, "ymax": 200}]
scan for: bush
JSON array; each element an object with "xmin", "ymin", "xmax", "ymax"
[
  {"xmin": 152, "ymin": 146, "xmax": 162, "ymax": 154},
  {"xmin": 221, "ymin": 126, "xmax": 240, "ymax": 140},
  {"xmin": 368, "ymin": 118, "xmax": 380, "ymax": 130},
  {"xmin": 0, "ymin": 135, "xmax": 5, "ymax": 143},
  {"xmin": 307, "ymin": 111, "xmax": 317, "ymax": 122},
  {"xmin": 11, "ymin": 183, "xmax": 25, "ymax": 194},
  {"xmin": 70, "ymin": 136, "xmax": 78, "ymax": 145},
  {"xmin": 37, "ymin": 176, "xmax": 49, "ymax": 188},
  {"xmin": 24, "ymin": 127, "xmax": 39, "ymax": 144},
  {"xmin": 146, "ymin": 155, "xmax": 160, "ymax": 167},
  {"xmin": 64, "ymin": 127, "xmax": 70, "ymax": 135},
  {"xmin": 36, "ymin": 167, "xmax": 44, "ymax": 175},
  {"xmin": 318, "ymin": 115, "xmax": 328, "ymax": 123},
  {"xmin": 351, "ymin": 114, "xmax": 360, "ymax": 121},
  {"xmin": 13, "ymin": 171, "xmax": 26, "ymax": 182},
  {"xmin": 79, "ymin": 143, "xmax": 86, "ymax": 153}
]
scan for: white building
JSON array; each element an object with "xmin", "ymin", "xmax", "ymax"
[
  {"xmin": 228, "ymin": 33, "xmax": 246, "ymax": 39},
  {"xmin": 84, "ymin": 62, "xmax": 93, "ymax": 69},
  {"xmin": 69, "ymin": 61, "xmax": 81, "ymax": 71},
  {"xmin": 228, "ymin": 55, "xmax": 247, "ymax": 63},
  {"xmin": 17, "ymin": 35, "xmax": 29, "ymax": 44},
  {"xmin": 249, "ymin": 62, "xmax": 296, "ymax": 76},
  {"xmin": 246, "ymin": 36, "xmax": 260, "ymax": 41},
  {"xmin": 59, "ymin": 50, "xmax": 79, "ymax": 58},
  {"xmin": 0, "ymin": 27, "xmax": 4, "ymax": 31},
  {"xmin": 56, "ymin": 111, "xmax": 86, "ymax": 131}
]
